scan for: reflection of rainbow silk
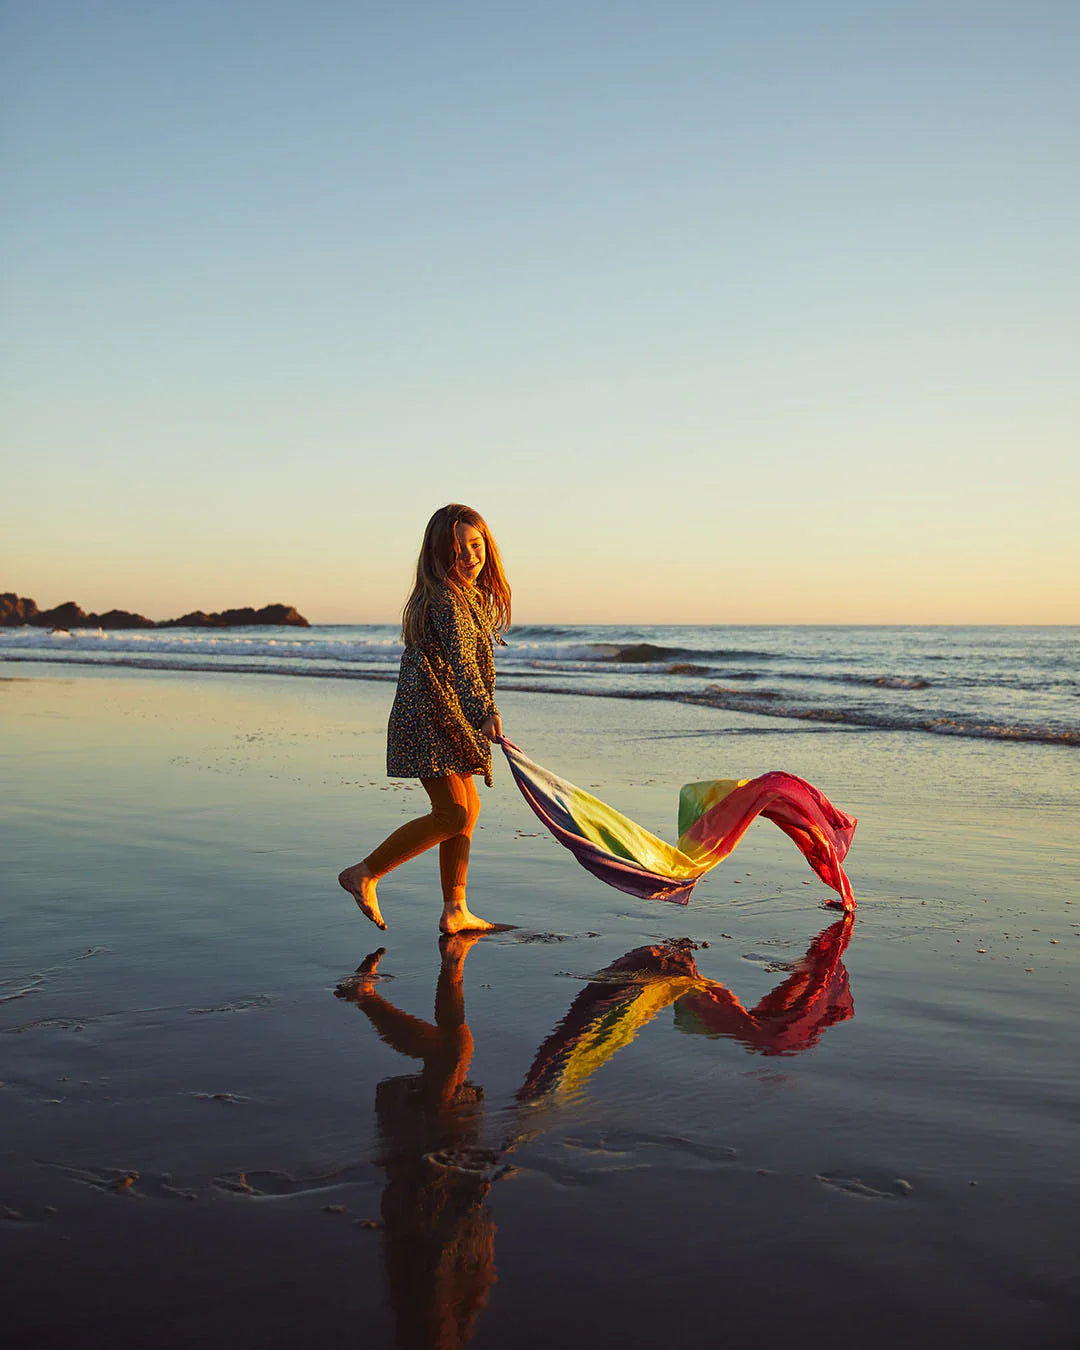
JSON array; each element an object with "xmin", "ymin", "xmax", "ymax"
[
  {"xmin": 674, "ymin": 915, "xmax": 855, "ymax": 1055},
  {"xmin": 500, "ymin": 739, "xmax": 857, "ymax": 910},
  {"xmin": 518, "ymin": 916, "xmax": 856, "ymax": 1104}
]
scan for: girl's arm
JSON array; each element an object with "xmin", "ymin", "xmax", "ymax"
[{"xmin": 431, "ymin": 592, "xmax": 498, "ymax": 731}]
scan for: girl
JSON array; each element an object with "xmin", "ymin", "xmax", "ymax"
[{"xmin": 339, "ymin": 504, "xmax": 511, "ymax": 934}]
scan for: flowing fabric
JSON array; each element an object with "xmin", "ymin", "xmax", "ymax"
[{"xmin": 499, "ymin": 738, "xmax": 857, "ymax": 911}]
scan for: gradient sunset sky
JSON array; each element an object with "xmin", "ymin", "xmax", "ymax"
[{"xmin": 4, "ymin": 1, "xmax": 1077, "ymax": 624}]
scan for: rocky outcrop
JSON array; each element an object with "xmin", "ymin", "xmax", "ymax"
[
  {"xmin": 158, "ymin": 604, "xmax": 309, "ymax": 628},
  {"xmin": 10, "ymin": 598, "xmax": 155, "ymax": 629},
  {"xmin": 91, "ymin": 608, "xmax": 157, "ymax": 629},
  {"xmin": 0, "ymin": 594, "xmax": 309, "ymax": 629},
  {"xmin": 39, "ymin": 601, "xmax": 90, "ymax": 628},
  {"xmin": 0, "ymin": 594, "xmax": 39, "ymax": 626}
]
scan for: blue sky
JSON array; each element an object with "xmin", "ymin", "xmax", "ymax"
[{"xmin": 4, "ymin": 1, "xmax": 1077, "ymax": 623}]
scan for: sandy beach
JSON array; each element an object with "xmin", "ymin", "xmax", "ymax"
[{"xmin": 2, "ymin": 663, "xmax": 1078, "ymax": 1348}]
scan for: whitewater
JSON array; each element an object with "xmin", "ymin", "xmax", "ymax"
[{"xmin": 1, "ymin": 623, "xmax": 1076, "ymax": 748}]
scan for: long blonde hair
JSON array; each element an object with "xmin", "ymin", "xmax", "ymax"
[{"xmin": 401, "ymin": 504, "xmax": 511, "ymax": 646}]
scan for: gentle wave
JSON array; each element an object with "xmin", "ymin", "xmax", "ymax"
[
  {"xmin": 665, "ymin": 663, "xmax": 713, "ymax": 676},
  {"xmin": 853, "ymin": 675, "xmax": 931, "ymax": 690},
  {"xmin": 7, "ymin": 630, "xmax": 1070, "ymax": 699},
  {"xmin": 0, "ymin": 652, "xmax": 400, "ymax": 683},
  {"xmin": 0, "ymin": 628, "xmax": 404, "ymax": 663},
  {"xmin": 681, "ymin": 686, "xmax": 1078, "ymax": 747},
  {"xmin": 706, "ymin": 686, "xmax": 782, "ymax": 701},
  {"xmin": 0, "ymin": 631, "xmax": 809, "ymax": 674},
  {"xmin": 3, "ymin": 651, "xmax": 1075, "ymax": 748}
]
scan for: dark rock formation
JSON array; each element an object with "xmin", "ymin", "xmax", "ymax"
[
  {"xmin": 90, "ymin": 608, "xmax": 156, "ymax": 629},
  {"xmin": 0, "ymin": 594, "xmax": 309, "ymax": 629},
  {"xmin": 0, "ymin": 593, "xmax": 39, "ymax": 626},
  {"xmin": 606, "ymin": 643, "xmax": 682, "ymax": 663},
  {"xmin": 41, "ymin": 601, "xmax": 88, "ymax": 627},
  {"xmin": 0, "ymin": 596, "xmax": 156, "ymax": 628},
  {"xmin": 158, "ymin": 604, "xmax": 309, "ymax": 628}
]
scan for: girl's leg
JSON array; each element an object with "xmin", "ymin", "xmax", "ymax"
[
  {"xmin": 340, "ymin": 778, "xmax": 466, "ymax": 931},
  {"xmin": 437, "ymin": 775, "xmax": 492, "ymax": 934},
  {"xmin": 340, "ymin": 774, "xmax": 490, "ymax": 932}
]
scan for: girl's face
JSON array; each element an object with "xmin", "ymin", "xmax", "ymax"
[{"xmin": 452, "ymin": 522, "xmax": 486, "ymax": 584}]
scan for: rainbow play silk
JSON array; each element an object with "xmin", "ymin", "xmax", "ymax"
[{"xmin": 499, "ymin": 738, "xmax": 856, "ymax": 911}]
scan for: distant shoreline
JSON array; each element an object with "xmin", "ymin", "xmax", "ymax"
[{"xmin": 0, "ymin": 593, "xmax": 309, "ymax": 630}]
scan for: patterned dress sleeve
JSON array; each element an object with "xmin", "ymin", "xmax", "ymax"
[{"xmin": 430, "ymin": 591, "xmax": 496, "ymax": 729}]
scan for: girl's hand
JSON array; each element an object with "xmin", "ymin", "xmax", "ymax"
[{"xmin": 481, "ymin": 713, "xmax": 503, "ymax": 743}]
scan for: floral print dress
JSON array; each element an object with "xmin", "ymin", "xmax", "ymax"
[{"xmin": 386, "ymin": 584, "xmax": 502, "ymax": 786}]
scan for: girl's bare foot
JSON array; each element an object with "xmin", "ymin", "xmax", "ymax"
[
  {"xmin": 439, "ymin": 904, "xmax": 497, "ymax": 935},
  {"xmin": 338, "ymin": 863, "xmax": 387, "ymax": 931}
]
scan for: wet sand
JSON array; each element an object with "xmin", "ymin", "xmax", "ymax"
[{"xmin": 2, "ymin": 665, "xmax": 1078, "ymax": 1348}]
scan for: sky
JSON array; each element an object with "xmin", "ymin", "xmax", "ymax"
[{"xmin": 3, "ymin": 0, "xmax": 1078, "ymax": 625}]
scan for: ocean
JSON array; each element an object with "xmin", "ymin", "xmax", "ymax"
[{"xmin": 3, "ymin": 622, "xmax": 1076, "ymax": 748}]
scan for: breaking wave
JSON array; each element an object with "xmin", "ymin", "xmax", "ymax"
[{"xmin": 1, "ymin": 651, "xmax": 1075, "ymax": 749}]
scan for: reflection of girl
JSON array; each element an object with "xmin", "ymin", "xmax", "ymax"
[
  {"xmin": 336, "ymin": 937, "xmax": 497, "ymax": 1350},
  {"xmin": 339, "ymin": 504, "xmax": 511, "ymax": 934}
]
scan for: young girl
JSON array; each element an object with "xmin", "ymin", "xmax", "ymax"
[{"xmin": 339, "ymin": 504, "xmax": 511, "ymax": 934}]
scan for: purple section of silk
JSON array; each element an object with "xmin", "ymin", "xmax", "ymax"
[{"xmin": 500, "ymin": 738, "xmax": 694, "ymax": 905}]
